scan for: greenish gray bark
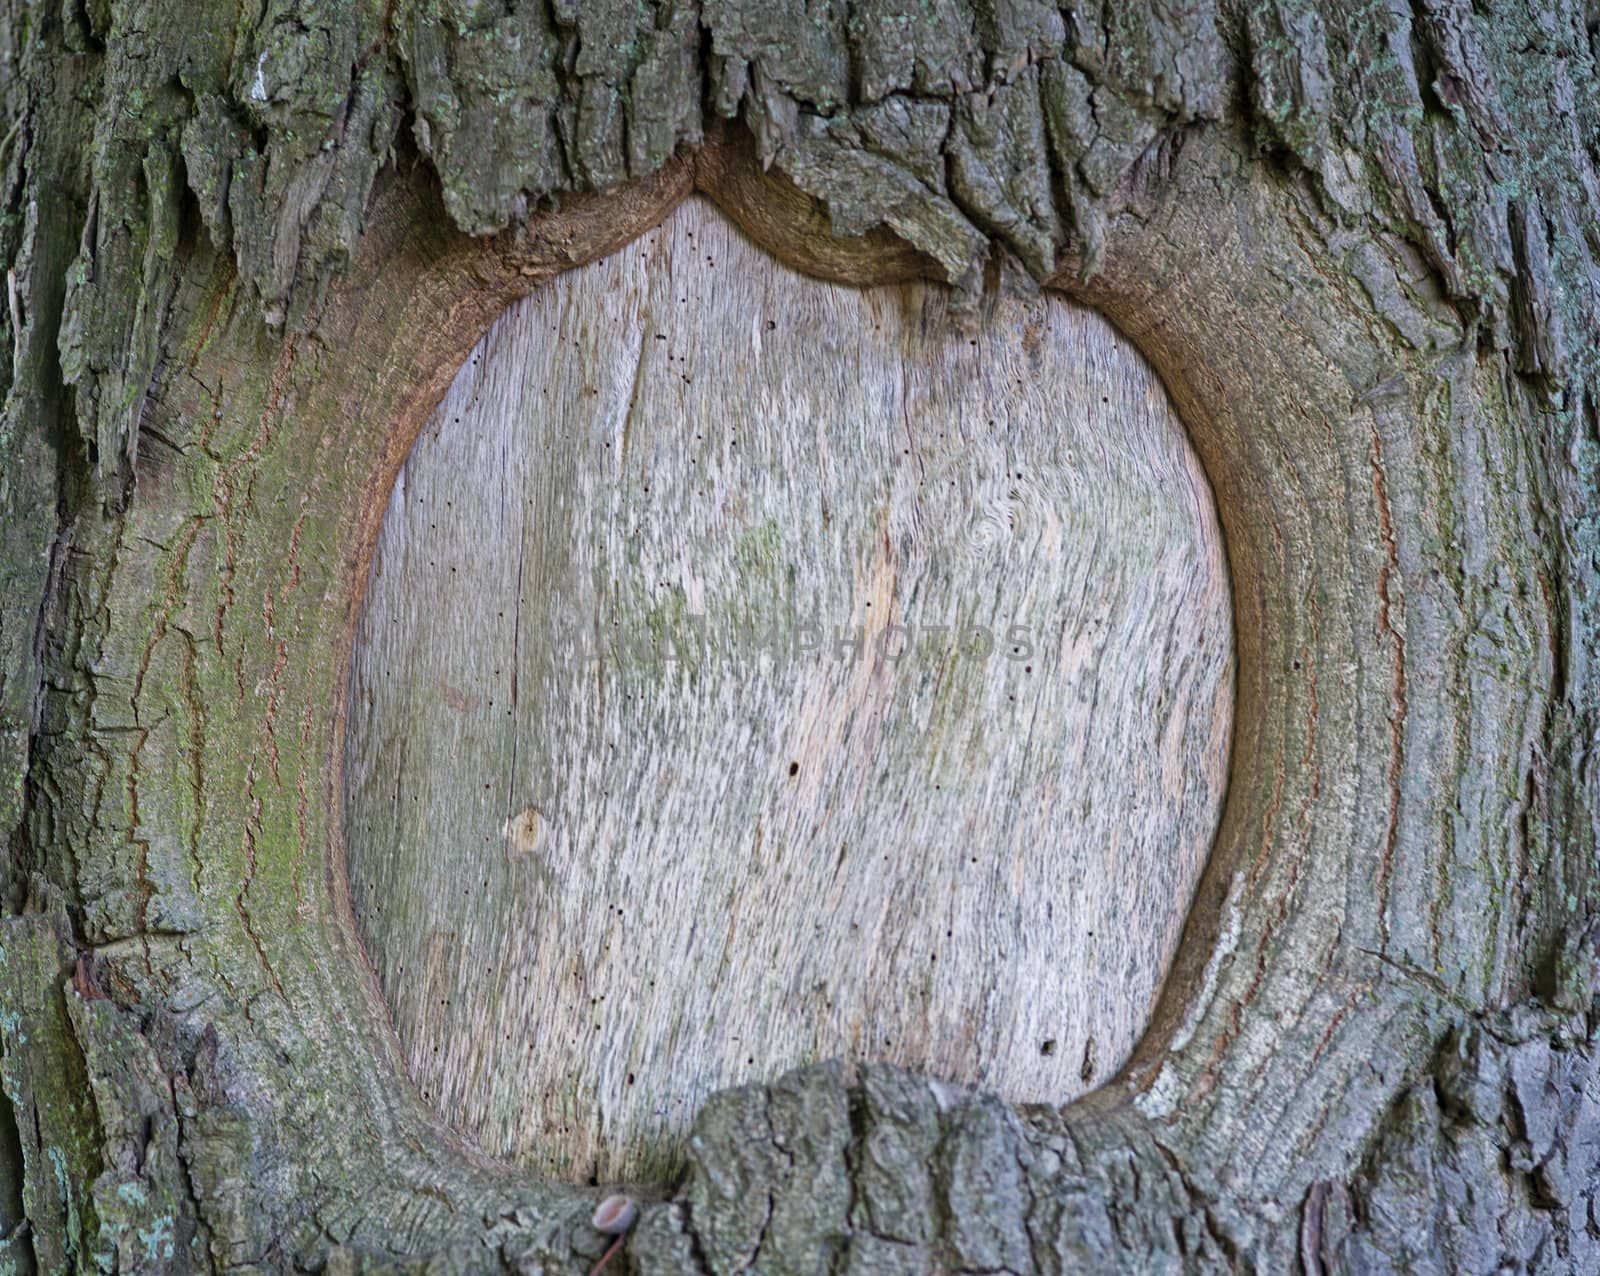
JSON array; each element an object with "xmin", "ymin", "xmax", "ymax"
[{"xmin": 0, "ymin": 0, "xmax": 1596, "ymax": 1272}]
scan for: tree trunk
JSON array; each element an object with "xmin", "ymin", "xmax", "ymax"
[{"xmin": 1, "ymin": 2, "xmax": 1596, "ymax": 1274}]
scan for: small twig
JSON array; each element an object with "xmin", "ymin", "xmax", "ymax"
[
  {"xmin": 588, "ymin": 1232, "xmax": 626, "ymax": 1276},
  {"xmin": 588, "ymin": 1194, "xmax": 638, "ymax": 1276}
]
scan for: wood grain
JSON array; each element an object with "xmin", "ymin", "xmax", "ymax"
[{"xmin": 343, "ymin": 197, "xmax": 1233, "ymax": 1185}]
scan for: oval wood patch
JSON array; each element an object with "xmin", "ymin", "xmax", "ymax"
[{"xmin": 344, "ymin": 198, "xmax": 1234, "ymax": 1184}]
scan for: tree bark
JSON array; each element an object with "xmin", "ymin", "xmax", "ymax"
[{"xmin": 0, "ymin": 2, "xmax": 1596, "ymax": 1274}]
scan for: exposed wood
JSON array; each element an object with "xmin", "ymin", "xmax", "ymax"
[{"xmin": 344, "ymin": 198, "xmax": 1232, "ymax": 1182}]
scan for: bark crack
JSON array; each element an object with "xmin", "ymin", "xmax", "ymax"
[
  {"xmin": 1368, "ymin": 422, "xmax": 1408, "ymax": 956},
  {"xmin": 236, "ymin": 758, "xmax": 287, "ymax": 1003}
]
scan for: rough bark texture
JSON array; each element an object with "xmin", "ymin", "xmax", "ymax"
[{"xmin": 0, "ymin": 1, "xmax": 1595, "ymax": 1273}]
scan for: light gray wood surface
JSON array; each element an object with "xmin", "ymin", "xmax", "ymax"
[{"xmin": 343, "ymin": 198, "xmax": 1234, "ymax": 1185}]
